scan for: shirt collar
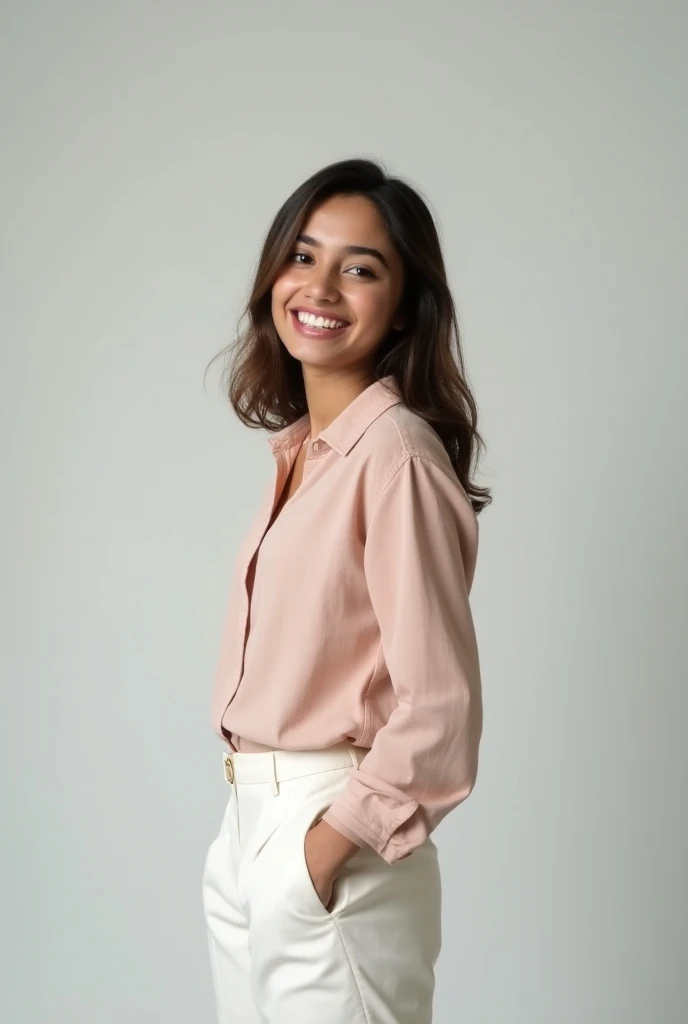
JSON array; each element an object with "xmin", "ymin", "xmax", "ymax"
[{"xmin": 267, "ymin": 375, "xmax": 403, "ymax": 457}]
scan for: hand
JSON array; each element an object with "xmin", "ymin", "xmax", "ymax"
[{"xmin": 303, "ymin": 819, "xmax": 360, "ymax": 911}]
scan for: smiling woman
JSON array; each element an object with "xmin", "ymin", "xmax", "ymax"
[
  {"xmin": 271, "ymin": 193, "xmax": 406, "ymax": 363},
  {"xmin": 203, "ymin": 157, "xmax": 491, "ymax": 1024}
]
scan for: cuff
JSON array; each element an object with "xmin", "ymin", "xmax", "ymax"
[
  {"xmin": 321, "ymin": 809, "xmax": 367, "ymax": 848},
  {"xmin": 324, "ymin": 787, "xmax": 419, "ymax": 864}
]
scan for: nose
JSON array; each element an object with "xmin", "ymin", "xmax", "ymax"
[{"xmin": 304, "ymin": 264, "xmax": 340, "ymax": 303}]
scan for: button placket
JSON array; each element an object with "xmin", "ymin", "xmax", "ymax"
[{"xmin": 309, "ymin": 439, "xmax": 328, "ymax": 457}]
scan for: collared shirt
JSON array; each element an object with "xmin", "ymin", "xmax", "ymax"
[{"xmin": 211, "ymin": 375, "xmax": 483, "ymax": 864}]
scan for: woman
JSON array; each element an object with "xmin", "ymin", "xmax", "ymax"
[{"xmin": 202, "ymin": 157, "xmax": 490, "ymax": 1024}]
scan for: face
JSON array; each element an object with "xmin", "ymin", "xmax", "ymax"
[{"xmin": 271, "ymin": 194, "xmax": 405, "ymax": 377}]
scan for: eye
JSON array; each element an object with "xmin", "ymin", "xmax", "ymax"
[
  {"xmin": 289, "ymin": 250, "xmax": 313, "ymax": 265},
  {"xmin": 347, "ymin": 265, "xmax": 376, "ymax": 279}
]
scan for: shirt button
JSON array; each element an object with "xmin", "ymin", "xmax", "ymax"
[{"xmin": 312, "ymin": 440, "xmax": 320, "ymax": 451}]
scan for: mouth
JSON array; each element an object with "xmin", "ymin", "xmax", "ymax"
[{"xmin": 289, "ymin": 308, "xmax": 352, "ymax": 339}]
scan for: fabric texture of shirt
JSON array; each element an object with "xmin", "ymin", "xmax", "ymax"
[{"xmin": 211, "ymin": 375, "xmax": 483, "ymax": 864}]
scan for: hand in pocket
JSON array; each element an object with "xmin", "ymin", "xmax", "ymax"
[
  {"xmin": 304, "ymin": 820, "xmax": 338, "ymax": 909},
  {"xmin": 304, "ymin": 818, "xmax": 360, "ymax": 910}
]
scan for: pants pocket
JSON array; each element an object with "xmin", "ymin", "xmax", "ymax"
[
  {"xmin": 296, "ymin": 809, "xmax": 349, "ymax": 917},
  {"xmin": 240, "ymin": 767, "xmax": 354, "ymax": 922}
]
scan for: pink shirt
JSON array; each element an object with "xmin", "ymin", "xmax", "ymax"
[{"xmin": 211, "ymin": 375, "xmax": 483, "ymax": 864}]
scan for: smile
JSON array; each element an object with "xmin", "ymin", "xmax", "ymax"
[{"xmin": 290, "ymin": 309, "xmax": 351, "ymax": 338}]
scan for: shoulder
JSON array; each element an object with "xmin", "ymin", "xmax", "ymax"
[
  {"xmin": 359, "ymin": 403, "xmax": 480, "ymax": 584},
  {"xmin": 359, "ymin": 402, "xmax": 470, "ymax": 501}
]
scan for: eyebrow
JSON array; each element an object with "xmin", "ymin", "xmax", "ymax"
[{"xmin": 295, "ymin": 233, "xmax": 390, "ymax": 271}]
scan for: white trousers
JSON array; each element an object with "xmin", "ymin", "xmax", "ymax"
[{"xmin": 202, "ymin": 740, "xmax": 442, "ymax": 1023}]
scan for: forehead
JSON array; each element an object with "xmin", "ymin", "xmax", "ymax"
[{"xmin": 301, "ymin": 194, "xmax": 390, "ymax": 248}]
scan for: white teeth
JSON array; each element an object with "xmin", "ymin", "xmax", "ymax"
[{"xmin": 296, "ymin": 311, "xmax": 347, "ymax": 329}]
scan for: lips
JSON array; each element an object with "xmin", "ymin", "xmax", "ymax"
[
  {"xmin": 289, "ymin": 309, "xmax": 351, "ymax": 337},
  {"xmin": 289, "ymin": 307, "xmax": 351, "ymax": 326}
]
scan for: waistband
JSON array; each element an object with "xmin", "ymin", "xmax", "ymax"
[{"xmin": 222, "ymin": 739, "xmax": 367, "ymax": 788}]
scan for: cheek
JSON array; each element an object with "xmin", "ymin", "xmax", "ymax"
[
  {"xmin": 271, "ymin": 275, "xmax": 293, "ymax": 317},
  {"xmin": 348, "ymin": 288, "xmax": 394, "ymax": 330}
]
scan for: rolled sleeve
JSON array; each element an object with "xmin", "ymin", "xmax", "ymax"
[
  {"xmin": 324, "ymin": 453, "xmax": 483, "ymax": 864},
  {"xmin": 320, "ymin": 809, "xmax": 368, "ymax": 848}
]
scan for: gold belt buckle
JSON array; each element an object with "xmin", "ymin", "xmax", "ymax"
[{"xmin": 223, "ymin": 752, "xmax": 235, "ymax": 784}]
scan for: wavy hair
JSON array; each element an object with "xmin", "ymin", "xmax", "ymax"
[{"xmin": 207, "ymin": 157, "xmax": 491, "ymax": 514}]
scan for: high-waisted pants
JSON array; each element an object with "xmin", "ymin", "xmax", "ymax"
[{"xmin": 201, "ymin": 740, "xmax": 442, "ymax": 1023}]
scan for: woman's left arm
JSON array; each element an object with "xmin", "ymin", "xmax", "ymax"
[{"xmin": 320, "ymin": 452, "xmax": 483, "ymax": 865}]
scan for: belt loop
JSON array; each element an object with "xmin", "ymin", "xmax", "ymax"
[{"xmin": 269, "ymin": 751, "xmax": 279, "ymax": 796}]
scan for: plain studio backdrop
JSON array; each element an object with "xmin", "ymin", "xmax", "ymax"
[{"xmin": 2, "ymin": 2, "xmax": 686, "ymax": 1022}]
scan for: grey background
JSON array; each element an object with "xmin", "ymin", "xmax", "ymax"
[{"xmin": 2, "ymin": 1, "xmax": 686, "ymax": 1021}]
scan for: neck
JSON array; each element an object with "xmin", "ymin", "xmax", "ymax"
[{"xmin": 302, "ymin": 367, "xmax": 375, "ymax": 438}]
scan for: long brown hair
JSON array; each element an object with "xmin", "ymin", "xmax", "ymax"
[{"xmin": 207, "ymin": 158, "xmax": 491, "ymax": 514}]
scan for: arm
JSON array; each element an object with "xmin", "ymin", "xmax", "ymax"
[{"xmin": 321, "ymin": 452, "xmax": 483, "ymax": 864}]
